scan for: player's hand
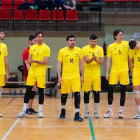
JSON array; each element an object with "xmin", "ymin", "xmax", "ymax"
[
  {"xmin": 5, "ymin": 73, "xmax": 9, "ymax": 82},
  {"xmin": 58, "ymin": 77, "xmax": 63, "ymax": 85},
  {"xmin": 28, "ymin": 59, "xmax": 36, "ymax": 64},
  {"xmin": 106, "ymin": 73, "xmax": 110, "ymax": 81},
  {"xmin": 81, "ymin": 76, "xmax": 84, "ymax": 84},
  {"xmin": 92, "ymin": 55, "xmax": 97, "ymax": 61}
]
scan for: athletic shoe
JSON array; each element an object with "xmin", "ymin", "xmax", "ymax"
[
  {"xmin": 18, "ymin": 111, "xmax": 26, "ymax": 118},
  {"xmin": 74, "ymin": 112, "xmax": 83, "ymax": 122},
  {"xmin": 134, "ymin": 112, "xmax": 140, "ymax": 119},
  {"xmin": 84, "ymin": 111, "xmax": 90, "ymax": 118},
  {"xmin": 59, "ymin": 7, "xmax": 62, "ymax": 10},
  {"xmin": 60, "ymin": 109, "xmax": 66, "ymax": 119},
  {"xmin": 104, "ymin": 110, "xmax": 113, "ymax": 118},
  {"xmin": 118, "ymin": 112, "xmax": 123, "ymax": 119},
  {"xmin": 0, "ymin": 114, "xmax": 2, "ymax": 117},
  {"xmin": 38, "ymin": 112, "xmax": 44, "ymax": 118},
  {"xmin": 26, "ymin": 108, "xmax": 33, "ymax": 115},
  {"xmin": 94, "ymin": 111, "xmax": 100, "ymax": 118},
  {"xmin": 31, "ymin": 108, "xmax": 38, "ymax": 114}
]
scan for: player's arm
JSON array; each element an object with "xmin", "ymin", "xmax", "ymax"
[
  {"xmin": 4, "ymin": 56, "xmax": 9, "ymax": 82},
  {"xmin": 57, "ymin": 60, "xmax": 62, "ymax": 85},
  {"xmin": 106, "ymin": 57, "xmax": 111, "ymax": 81},
  {"xmin": 95, "ymin": 57, "xmax": 104, "ymax": 65},
  {"xmin": 129, "ymin": 58, "xmax": 133, "ymax": 75},
  {"xmin": 32, "ymin": 56, "xmax": 50, "ymax": 65},
  {"xmin": 84, "ymin": 54, "xmax": 97, "ymax": 64},
  {"xmin": 24, "ymin": 60, "xmax": 30, "ymax": 71},
  {"xmin": 80, "ymin": 58, "xmax": 84, "ymax": 83}
]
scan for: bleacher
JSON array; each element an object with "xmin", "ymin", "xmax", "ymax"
[{"xmin": 0, "ymin": 0, "xmax": 103, "ymax": 31}]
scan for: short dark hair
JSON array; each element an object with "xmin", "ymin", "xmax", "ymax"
[
  {"xmin": 0, "ymin": 28, "xmax": 4, "ymax": 33},
  {"xmin": 113, "ymin": 29, "xmax": 123, "ymax": 40},
  {"xmin": 29, "ymin": 35, "xmax": 35, "ymax": 41},
  {"xmin": 66, "ymin": 35, "xmax": 75, "ymax": 41},
  {"xmin": 129, "ymin": 40, "xmax": 136, "ymax": 50},
  {"xmin": 90, "ymin": 34, "xmax": 98, "ymax": 40},
  {"xmin": 35, "ymin": 30, "xmax": 44, "ymax": 37}
]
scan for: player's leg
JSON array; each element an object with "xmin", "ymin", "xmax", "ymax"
[
  {"xmin": 27, "ymin": 85, "xmax": 38, "ymax": 115},
  {"xmin": 93, "ymin": 76, "xmax": 101, "ymax": 118},
  {"xmin": 133, "ymin": 75, "xmax": 140, "ymax": 119},
  {"xmin": 0, "ymin": 75, "xmax": 7, "ymax": 117},
  {"xmin": 60, "ymin": 79, "xmax": 70, "ymax": 119},
  {"xmin": 18, "ymin": 74, "xmax": 35, "ymax": 118},
  {"xmin": 82, "ymin": 76, "xmax": 91, "ymax": 118},
  {"xmin": 104, "ymin": 72, "xmax": 118, "ymax": 118},
  {"xmin": 36, "ymin": 75, "xmax": 46, "ymax": 118},
  {"xmin": 118, "ymin": 71, "xmax": 129, "ymax": 118},
  {"xmin": 72, "ymin": 78, "xmax": 83, "ymax": 122}
]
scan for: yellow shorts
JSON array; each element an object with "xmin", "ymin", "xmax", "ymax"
[
  {"xmin": 0, "ymin": 75, "xmax": 5, "ymax": 87},
  {"xmin": 109, "ymin": 71, "xmax": 129, "ymax": 85},
  {"xmin": 133, "ymin": 74, "xmax": 140, "ymax": 86},
  {"xmin": 82, "ymin": 76, "xmax": 101, "ymax": 91},
  {"xmin": 26, "ymin": 74, "xmax": 46, "ymax": 88},
  {"xmin": 61, "ymin": 77, "xmax": 81, "ymax": 94}
]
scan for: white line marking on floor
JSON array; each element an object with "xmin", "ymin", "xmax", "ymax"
[{"xmin": 2, "ymin": 118, "xmax": 20, "ymax": 140}]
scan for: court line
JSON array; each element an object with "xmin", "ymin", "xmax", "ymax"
[
  {"xmin": 2, "ymin": 118, "xmax": 20, "ymax": 140},
  {"xmin": 7, "ymin": 98, "xmax": 15, "ymax": 105},
  {"xmin": 89, "ymin": 117, "xmax": 96, "ymax": 140}
]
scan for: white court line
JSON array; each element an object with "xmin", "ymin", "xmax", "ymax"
[
  {"xmin": 16, "ymin": 125, "xmax": 140, "ymax": 129},
  {"xmin": 2, "ymin": 118, "xmax": 20, "ymax": 140}
]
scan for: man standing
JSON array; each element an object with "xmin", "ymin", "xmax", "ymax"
[
  {"xmin": 22, "ymin": 35, "xmax": 38, "ymax": 115},
  {"xmin": 18, "ymin": 30, "xmax": 51, "ymax": 118},
  {"xmin": 57, "ymin": 35, "xmax": 84, "ymax": 122},
  {"xmin": 82, "ymin": 34, "xmax": 104, "ymax": 118},
  {"xmin": 129, "ymin": 40, "xmax": 140, "ymax": 119},
  {"xmin": 0, "ymin": 29, "xmax": 9, "ymax": 117},
  {"xmin": 104, "ymin": 29, "xmax": 130, "ymax": 118}
]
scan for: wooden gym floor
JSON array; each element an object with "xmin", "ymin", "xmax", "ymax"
[{"xmin": 0, "ymin": 88, "xmax": 140, "ymax": 140}]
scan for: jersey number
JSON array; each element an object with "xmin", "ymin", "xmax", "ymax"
[
  {"xmin": 0, "ymin": 51, "xmax": 1, "ymax": 55},
  {"xmin": 138, "ymin": 57, "xmax": 140, "ymax": 61},
  {"xmin": 37, "ymin": 53, "xmax": 39, "ymax": 58},
  {"xmin": 70, "ymin": 58, "xmax": 73, "ymax": 63},
  {"xmin": 118, "ymin": 50, "xmax": 121, "ymax": 54}
]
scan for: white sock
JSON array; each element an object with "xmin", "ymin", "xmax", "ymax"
[
  {"xmin": 119, "ymin": 106, "xmax": 124, "ymax": 112},
  {"xmin": 75, "ymin": 108, "xmax": 79, "ymax": 113},
  {"xmin": 61, "ymin": 105, "xmax": 65, "ymax": 109},
  {"xmin": 94, "ymin": 103, "xmax": 99, "ymax": 112},
  {"xmin": 0, "ymin": 88, "xmax": 2, "ymax": 98},
  {"xmin": 137, "ymin": 105, "xmax": 140, "ymax": 113},
  {"xmin": 23, "ymin": 103, "xmax": 28, "ymax": 112},
  {"xmin": 39, "ymin": 104, "xmax": 43, "ymax": 112},
  {"xmin": 85, "ymin": 103, "xmax": 89, "ymax": 112},
  {"xmin": 108, "ymin": 105, "xmax": 112, "ymax": 111}
]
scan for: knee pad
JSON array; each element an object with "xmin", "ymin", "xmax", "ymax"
[
  {"xmin": 84, "ymin": 91, "xmax": 90, "ymax": 103},
  {"xmin": 30, "ymin": 91, "xmax": 36, "ymax": 99},
  {"xmin": 26, "ymin": 86, "xmax": 33, "ymax": 94},
  {"xmin": 61, "ymin": 94, "xmax": 68, "ymax": 105},
  {"xmin": 74, "ymin": 92, "xmax": 80, "ymax": 100},
  {"xmin": 134, "ymin": 91, "xmax": 140, "ymax": 99},
  {"xmin": 94, "ymin": 91, "xmax": 100, "ymax": 103}
]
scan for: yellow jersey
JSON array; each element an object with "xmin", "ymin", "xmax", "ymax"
[
  {"xmin": 107, "ymin": 40, "xmax": 129, "ymax": 72},
  {"xmin": 29, "ymin": 43, "xmax": 51, "ymax": 75},
  {"xmin": 58, "ymin": 46, "xmax": 83, "ymax": 79},
  {"xmin": 82, "ymin": 45, "xmax": 104, "ymax": 76},
  {"xmin": 0, "ymin": 42, "xmax": 8, "ymax": 74},
  {"xmin": 129, "ymin": 49, "xmax": 140, "ymax": 75}
]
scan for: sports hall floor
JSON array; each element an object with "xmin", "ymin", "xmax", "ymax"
[{"xmin": 0, "ymin": 88, "xmax": 139, "ymax": 140}]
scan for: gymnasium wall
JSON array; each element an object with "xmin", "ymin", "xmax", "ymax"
[{"xmin": 3, "ymin": 26, "xmax": 140, "ymax": 81}]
